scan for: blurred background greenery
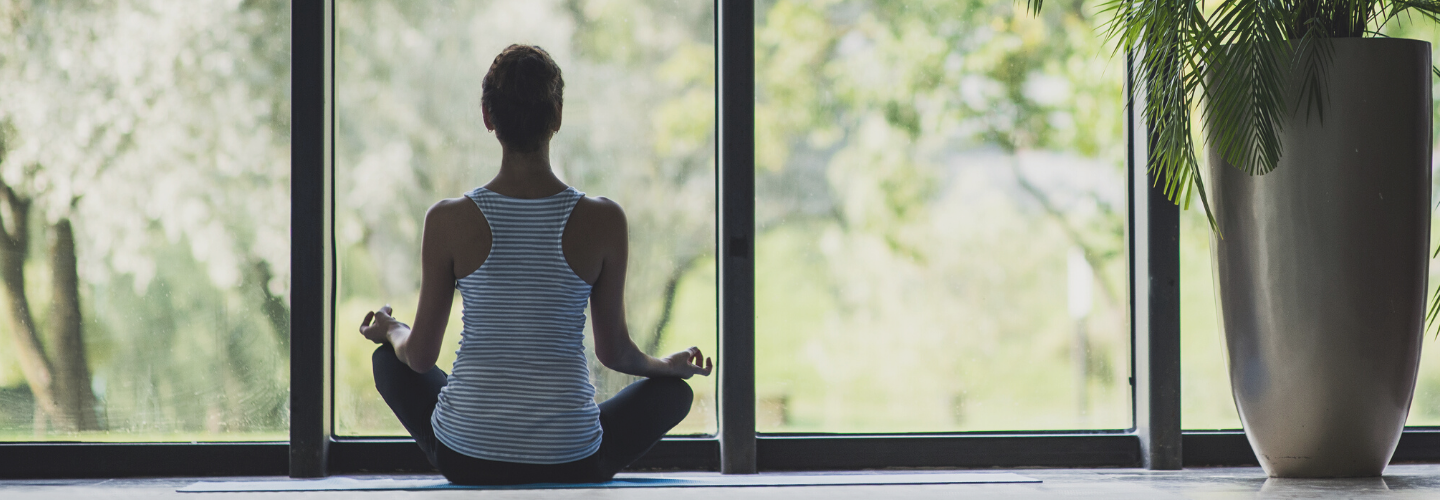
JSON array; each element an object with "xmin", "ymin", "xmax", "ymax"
[
  {"xmin": 4, "ymin": 0, "xmax": 1440, "ymax": 442},
  {"xmin": 333, "ymin": 0, "xmax": 720, "ymax": 435},
  {"xmin": 751, "ymin": 0, "xmax": 1132, "ymax": 431},
  {"xmin": 0, "ymin": 0, "xmax": 291, "ymax": 440}
]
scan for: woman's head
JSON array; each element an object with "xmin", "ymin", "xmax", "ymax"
[{"xmin": 481, "ymin": 44, "xmax": 564, "ymax": 153}]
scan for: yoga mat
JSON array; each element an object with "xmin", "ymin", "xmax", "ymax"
[{"xmin": 178, "ymin": 472, "xmax": 1040, "ymax": 492}]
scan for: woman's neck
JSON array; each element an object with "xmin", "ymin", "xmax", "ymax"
[{"xmin": 484, "ymin": 142, "xmax": 568, "ymax": 198}]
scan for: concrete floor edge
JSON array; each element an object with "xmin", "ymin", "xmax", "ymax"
[{"xmin": 5, "ymin": 464, "xmax": 1440, "ymax": 499}]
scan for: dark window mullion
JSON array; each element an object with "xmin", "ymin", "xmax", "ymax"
[
  {"xmin": 1128, "ymin": 49, "xmax": 1184, "ymax": 470},
  {"xmin": 717, "ymin": 0, "xmax": 757, "ymax": 475},
  {"xmin": 290, "ymin": 0, "xmax": 334, "ymax": 479}
]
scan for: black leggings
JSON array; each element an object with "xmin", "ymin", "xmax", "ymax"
[{"xmin": 371, "ymin": 344, "xmax": 693, "ymax": 485}]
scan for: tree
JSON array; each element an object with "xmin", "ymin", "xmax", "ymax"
[
  {"xmin": 0, "ymin": 0, "xmax": 290, "ymax": 436},
  {"xmin": 750, "ymin": 0, "xmax": 1131, "ymax": 430}
]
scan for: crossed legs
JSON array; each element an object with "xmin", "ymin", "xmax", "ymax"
[{"xmin": 371, "ymin": 344, "xmax": 692, "ymax": 484}]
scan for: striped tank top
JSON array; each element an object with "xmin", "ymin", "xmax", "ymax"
[{"xmin": 430, "ymin": 186, "xmax": 601, "ymax": 464}]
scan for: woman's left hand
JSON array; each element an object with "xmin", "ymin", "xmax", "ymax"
[
  {"xmin": 359, "ymin": 305, "xmax": 405, "ymax": 344},
  {"xmin": 659, "ymin": 347, "xmax": 714, "ymax": 379}
]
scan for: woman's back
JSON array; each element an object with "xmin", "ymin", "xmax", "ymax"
[
  {"xmin": 360, "ymin": 44, "xmax": 709, "ymax": 484},
  {"xmin": 431, "ymin": 186, "xmax": 602, "ymax": 464}
]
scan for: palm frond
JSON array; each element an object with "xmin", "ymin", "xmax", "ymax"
[
  {"xmin": 1387, "ymin": 0, "xmax": 1440, "ymax": 27},
  {"xmin": 1029, "ymin": 0, "xmax": 1440, "ymax": 331},
  {"xmin": 1021, "ymin": 0, "xmax": 1045, "ymax": 16},
  {"xmin": 1025, "ymin": 0, "xmax": 1440, "ymax": 332},
  {"xmin": 1203, "ymin": 0, "xmax": 1292, "ymax": 178},
  {"xmin": 1291, "ymin": 20, "xmax": 1335, "ymax": 124}
]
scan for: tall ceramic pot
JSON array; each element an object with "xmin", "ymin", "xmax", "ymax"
[{"xmin": 1209, "ymin": 38, "xmax": 1432, "ymax": 478}]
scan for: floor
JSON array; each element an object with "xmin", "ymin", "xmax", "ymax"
[{"xmin": 6, "ymin": 465, "xmax": 1440, "ymax": 499}]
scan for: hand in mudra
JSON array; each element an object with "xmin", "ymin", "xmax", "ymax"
[
  {"xmin": 661, "ymin": 347, "xmax": 713, "ymax": 379},
  {"xmin": 359, "ymin": 305, "xmax": 407, "ymax": 344}
]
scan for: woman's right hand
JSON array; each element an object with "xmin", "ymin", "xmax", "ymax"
[
  {"xmin": 659, "ymin": 347, "xmax": 713, "ymax": 379},
  {"xmin": 359, "ymin": 305, "xmax": 405, "ymax": 344}
]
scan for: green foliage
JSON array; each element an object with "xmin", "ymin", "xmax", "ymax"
[
  {"xmin": 1031, "ymin": 0, "xmax": 1440, "ymax": 230},
  {"xmin": 751, "ymin": 0, "xmax": 1133, "ymax": 431},
  {"xmin": 329, "ymin": 0, "xmax": 1138, "ymax": 434},
  {"xmin": 0, "ymin": 0, "xmax": 1430, "ymax": 441},
  {"xmin": 333, "ymin": 0, "xmax": 719, "ymax": 434},
  {"xmin": 1033, "ymin": 0, "xmax": 1440, "ymax": 339},
  {"xmin": 0, "ymin": 0, "xmax": 290, "ymax": 438}
]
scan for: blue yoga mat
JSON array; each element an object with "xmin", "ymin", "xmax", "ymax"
[{"xmin": 178, "ymin": 472, "xmax": 1040, "ymax": 492}]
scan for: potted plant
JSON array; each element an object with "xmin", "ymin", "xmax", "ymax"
[{"xmin": 1029, "ymin": 0, "xmax": 1436, "ymax": 477}]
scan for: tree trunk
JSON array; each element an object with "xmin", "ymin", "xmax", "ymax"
[
  {"xmin": 243, "ymin": 257, "xmax": 289, "ymax": 351},
  {"xmin": 2, "ymin": 243, "xmax": 59, "ymax": 431},
  {"xmin": 0, "ymin": 181, "xmax": 61, "ymax": 432},
  {"xmin": 48, "ymin": 218, "xmax": 100, "ymax": 431},
  {"xmin": 643, "ymin": 254, "xmax": 700, "ymax": 356}
]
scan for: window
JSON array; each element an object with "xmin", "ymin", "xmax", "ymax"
[
  {"xmin": 753, "ymin": 0, "xmax": 1129, "ymax": 433},
  {"xmin": 332, "ymin": 0, "xmax": 718, "ymax": 437},
  {"xmin": 0, "ymin": 0, "xmax": 289, "ymax": 442},
  {"xmin": 1178, "ymin": 209, "xmax": 1241, "ymax": 430},
  {"xmin": 11, "ymin": 0, "xmax": 1439, "ymax": 478}
]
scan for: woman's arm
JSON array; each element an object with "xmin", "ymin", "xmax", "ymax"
[
  {"xmin": 587, "ymin": 199, "xmax": 713, "ymax": 379},
  {"xmin": 359, "ymin": 201, "xmax": 458, "ymax": 372}
]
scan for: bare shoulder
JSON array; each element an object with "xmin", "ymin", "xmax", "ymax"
[
  {"xmin": 425, "ymin": 196, "xmax": 482, "ymax": 227},
  {"xmin": 429, "ymin": 196, "xmax": 477, "ymax": 215},
  {"xmin": 571, "ymin": 195, "xmax": 626, "ymax": 230},
  {"xmin": 562, "ymin": 195, "xmax": 626, "ymax": 283},
  {"xmin": 425, "ymin": 196, "xmax": 488, "ymax": 276}
]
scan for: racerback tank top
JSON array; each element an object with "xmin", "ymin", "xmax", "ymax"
[{"xmin": 430, "ymin": 186, "xmax": 601, "ymax": 464}]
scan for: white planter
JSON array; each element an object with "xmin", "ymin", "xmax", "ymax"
[{"xmin": 1209, "ymin": 38, "xmax": 1432, "ymax": 478}]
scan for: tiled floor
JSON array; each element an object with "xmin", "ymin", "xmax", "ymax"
[{"xmin": 6, "ymin": 465, "xmax": 1440, "ymax": 499}]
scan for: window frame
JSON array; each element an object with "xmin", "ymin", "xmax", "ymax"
[
  {"xmin": 289, "ymin": 0, "xmax": 1440, "ymax": 475},
  {"xmin": 293, "ymin": 0, "xmax": 1176, "ymax": 474},
  {"xmin": 4, "ymin": 0, "xmax": 1440, "ymax": 479},
  {"xmin": 290, "ymin": 0, "xmax": 333, "ymax": 478}
]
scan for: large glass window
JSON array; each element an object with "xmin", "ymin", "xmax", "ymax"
[
  {"xmin": 334, "ymin": 0, "xmax": 717, "ymax": 436},
  {"xmin": 753, "ymin": 0, "xmax": 1129, "ymax": 433},
  {"xmin": 0, "ymin": 0, "xmax": 291, "ymax": 441},
  {"xmin": 1179, "ymin": 208, "xmax": 1241, "ymax": 429},
  {"xmin": 12, "ymin": 0, "xmax": 1440, "ymax": 473}
]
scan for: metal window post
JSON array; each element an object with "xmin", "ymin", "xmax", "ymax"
[
  {"xmin": 717, "ymin": 0, "xmax": 757, "ymax": 475},
  {"xmin": 290, "ymin": 0, "xmax": 335, "ymax": 479},
  {"xmin": 1128, "ymin": 51, "xmax": 1183, "ymax": 470}
]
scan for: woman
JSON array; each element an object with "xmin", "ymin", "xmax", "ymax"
[{"xmin": 358, "ymin": 43, "xmax": 713, "ymax": 485}]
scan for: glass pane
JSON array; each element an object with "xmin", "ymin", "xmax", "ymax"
[
  {"xmin": 755, "ymin": 0, "xmax": 1129, "ymax": 432},
  {"xmin": 0, "ymin": 0, "xmax": 291, "ymax": 441},
  {"xmin": 1179, "ymin": 208, "xmax": 1242, "ymax": 430},
  {"xmin": 1412, "ymin": 183, "xmax": 1440, "ymax": 427},
  {"xmin": 1182, "ymin": 20, "xmax": 1440, "ymax": 430},
  {"xmin": 335, "ymin": 1, "xmax": 717, "ymax": 436},
  {"xmin": 1401, "ymin": 19, "xmax": 1440, "ymax": 427}
]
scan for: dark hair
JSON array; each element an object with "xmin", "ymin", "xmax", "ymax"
[{"xmin": 481, "ymin": 44, "xmax": 564, "ymax": 153}]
